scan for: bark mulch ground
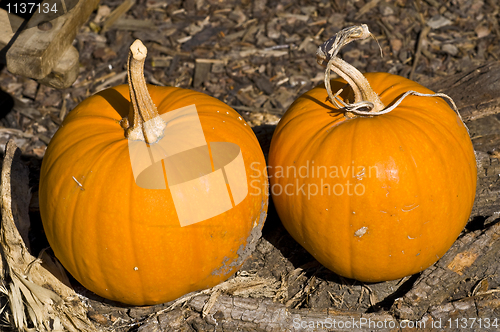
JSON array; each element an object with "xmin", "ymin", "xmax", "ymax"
[{"xmin": 1, "ymin": 0, "xmax": 500, "ymax": 331}]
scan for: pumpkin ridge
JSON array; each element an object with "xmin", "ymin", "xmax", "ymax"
[
  {"xmin": 88, "ymin": 187, "xmax": 109, "ymax": 301},
  {"xmin": 52, "ymin": 141, "xmax": 129, "ymax": 295},
  {"xmin": 66, "ymin": 113, "xmax": 124, "ymax": 122},
  {"xmin": 387, "ymin": 111, "xmax": 475, "ymax": 183},
  {"xmin": 68, "ymin": 144, "xmax": 128, "ymax": 295},
  {"xmin": 67, "ymin": 141, "xmax": 129, "ymax": 187},
  {"xmin": 68, "ymin": 93, "xmax": 131, "ymax": 118},
  {"xmin": 277, "ymin": 103, "xmax": 345, "ymax": 143},
  {"xmin": 155, "ymin": 89, "xmax": 234, "ymax": 115},
  {"xmin": 66, "ymin": 183, "xmax": 81, "ymax": 282},
  {"xmin": 384, "ymin": 94, "xmax": 454, "ymax": 124},
  {"xmin": 368, "ymin": 73, "xmax": 429, "ymax": 100},
  {"xmin": 306, "ymin": 117, "xmax": 349, "ymax": 155},
  {"xmin": 154, "ymin": 95, "xmax": 260, "ymax": 146},
  {"xmin": 104, "ymin": 144, "xmax": 140, "ymax": 302},
  {"xmin": 126, "ymin": 175, "xmax": 144, "ymax": 304},
  {"xmin": 383, "ymin": 113, "xmax": 472, "ymax": 260},
  {"xmin": 42, "ymin": 125, "xmax": 125, "ymax": 177},
  {"xmin": 346, "ymin": 117, "xmax": 360, "ymax": 278},
  {"xmin": 379, "ymin": 116, "xmax": 426, "ymax": 275},
  {"xmin": 43, "ymin": 164, "xmax": 87, "ymax": 281}
]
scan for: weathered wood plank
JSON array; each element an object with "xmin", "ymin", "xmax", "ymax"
[
  {"xmin": 5, "ymin": 0, "xmax": 100, "ymax": 80},
  {"xmin": 0, "ymin": 8, "xmax": 23, "ymax": 50}
]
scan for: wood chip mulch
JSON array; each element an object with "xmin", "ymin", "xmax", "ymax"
[{"xmin": 1, "ymin": 0, "xmax": 500, "ymax": 331}]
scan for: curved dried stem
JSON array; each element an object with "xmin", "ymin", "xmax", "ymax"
[
  {"xmin": 123, "ymin": 39, "xmax": 166, "ymax": 143},
  {"xmin": 317, "ymin": 24, "xmax": 385, "ymax": 114},
  {"xmin": 317, "ymin": 25, "xmax": 461, "ymax": 121}
]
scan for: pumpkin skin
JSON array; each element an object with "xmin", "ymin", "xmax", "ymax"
[
  {"xmin": 39, "ymin": 85, "xmax": 268, "ymax": 305},
  {"xmin": 268, "ymin": 72, "xmax": 476, "ymax": 282}
]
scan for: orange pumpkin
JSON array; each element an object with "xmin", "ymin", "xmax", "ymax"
[
  {"xmin": 268, "ymin": 25, "xmax": 476, "ymax": 282},
  {"xmin": 39, "ymin": 40, "xmax": 268, "ymax": 305}
]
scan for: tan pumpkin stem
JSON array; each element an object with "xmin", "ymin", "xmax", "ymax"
[
  {"xmin": 123, "ymin": 39, "xmax": 166, "ymax": 143},
  {"xmin": 317, "ymin": 25, "xmax": 463, "ymax": 122},
  {"xmin": 317, "ymin": 25, "xmax": 385, "ymax": 114}
]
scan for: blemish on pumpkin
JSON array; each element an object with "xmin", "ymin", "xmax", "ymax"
[
  {"xmin": 354, "ymin": 227, "xmax": 367, "ymax": 237},
  {"xmin": 134, "ymin": 267, "xmax": 138, "ymax": 271},
  {"xmin": 72, "ymin": 176, "xmax": 85, "ymax": 191},
  {"xmin": 447, "ymin": 251, "xmax": 479, "ymax": 275},
  {"xmin": 402, "ymin": 204, "xmax": 419, "ymax": 212},
  {"xmin": 407, "ymin": 235, "xmax": 416, "ymax": 240},
  {"xmin": 356, "ymin": 168, "xmax": 365, "ymax": 180},
  {"xmin": 211, "ymin": 200, "xmax": 267, "ymax": 277}
]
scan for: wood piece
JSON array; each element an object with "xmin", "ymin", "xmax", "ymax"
[
  {"xmin": 0, "ymin": 9, "xmax": 13, "ymax": 48},
  {"xmin": 0, "ymin": 8, "xmax": 23, "ymax": 50},
  {"xmin": 194, "ymin": 59, "xmax": 212, "ymax": 88},
  {"xmin": 0, "ymin": 141, "xmax": 32, "ymax": 259},
  {"xmin": 186, "ymin": 294, "xmax": 397, "ymax": 331},
  {"xmin": 393, "ymin": 221, "xmax": 500, "ymax": 320},
  {"xmin": 0, "ymin": 140, "xmax": 99, "ymax": 331},
  {"xmin": 409, "ymin": 25, "xmax": 430, "ymax": 81},
  {"xmin": 6, "ymin": 0, "xmax": 100, "ymax": 80},
  {"xmin": 111, "ymin": 18, "xmax": 156, "ymax": 31},
  {"xmin": 429, "ymin": 62, "xmax": 500, "ymax": 122},
  {"xmin": 100, "ymin": 0, "xmax": 136, "ymax": 34},
  {"xmin": 38, "ymin": 45, "xmax": 80, "ymax": 89}
]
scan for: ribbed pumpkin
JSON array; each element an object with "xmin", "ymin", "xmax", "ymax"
[
  {"xmin": 39, "ymin": 40, "xmax": 268, "ymax": 305},
  {"xmin": 268, "ymin": 25, "xmax": 476, "ymax": 282}
]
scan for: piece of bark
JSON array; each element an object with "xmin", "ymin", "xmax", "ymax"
[
  {"xmin": 1, "ymin": 139, "xmax": 31, "ymax": 251},
  {"xmin": 100, "ymin": 0, "xmax": 136, "ymax": 34},
  {"xmin": 0, "ymin": 140, "xmax": 99, "ymax": 332},
  {"xmin": 194, "ymin": 60, "xmax": 212, "ymax": 88},
  {"xmin": 428, "ymin": 62, "xmax": 500, "ymax": 122},
  {"xmin": 393, "ymin": 221, "xmax": 500, "ymax": 320},
  {"xmin": 147, "ymin": 294, "xmax": 398, "ymax": 332}
]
